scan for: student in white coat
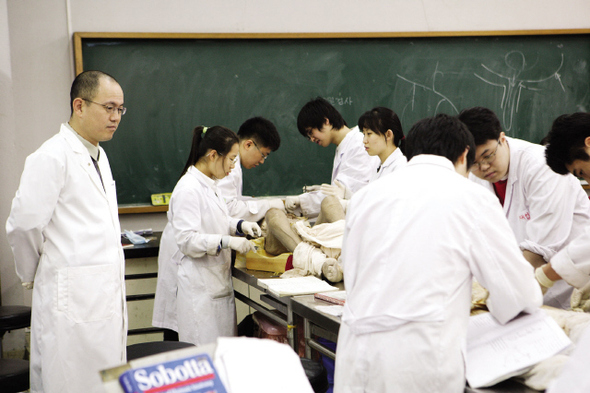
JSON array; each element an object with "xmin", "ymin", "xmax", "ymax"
[
  {"xmin": 334, "ymin": 114, "xmax": 543, "ymax": 393},
  {"xmin": 153, "ymin": 125, "xmax": 260, "ymax": 347},
  {"xmin": 263, "ymin": 107, "xmax": 406, "ymax": 285},
  {"xmin": 316, "ymin": 107, "xmax": 409, "ymax": 285},
  {"xmin": 285, "ymin": 97, "xmax": 379, "ymax": 216},
  {"xmin": 217, "ymin": 117, "xmax": 285, "ymax": 221},
  {"xmin": 357, "ymin": 106, "xmax": 407, "ymax": 181},
  {"xmin": 6, "ymin": 71, "xmax": 128, "ymax": 393},
  {"xmin": 458, "ymin": 107, "xmax": 590, "ymax": 309},
  {"xmin": 533, "ymin": 113, "xmax": 590, "ymax": 310}
]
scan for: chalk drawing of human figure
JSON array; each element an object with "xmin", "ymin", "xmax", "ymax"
[
  {"xmin": 475, "ymin": 51, "xmax": 565, "ymax": 132},
  {"xmin": 396, "ymin": 62, "xmax": 459, "ymax": 122}
]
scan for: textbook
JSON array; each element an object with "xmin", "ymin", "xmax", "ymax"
[
  {"xmin": 314, "ymin": 290, "xmax": 347, "ymax": 305},
  {"xmin": 465, "ymin": 310, "xmax": 571, "ymax": 388},
  {"xmin": 118, "ymin": 353, "xmax": 227, "ymax": 393}
]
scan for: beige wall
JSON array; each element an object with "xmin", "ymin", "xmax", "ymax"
[{"xmin": 2, "ymin": 0, "xmax": 590, "ymax": 353}]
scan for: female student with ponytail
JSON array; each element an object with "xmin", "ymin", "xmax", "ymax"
[
  {"xmin": 152, "ymin": 125, "xmax": 260, "ymax": 346},
  {"xmin": 358, "ymin": 106, "xmax": 407, "ymax": 181}
]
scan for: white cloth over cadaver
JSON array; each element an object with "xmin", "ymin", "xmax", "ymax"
[
  {"xmin": 516, "ymin": 308, "xmax": 590, "ymax": 390},
  {"xmin": 547, "ymin": 322, "xmax": 590, "ymax": 393},
  {"xmin": 295, "ymin": 219, "xmax": 344, "ymax": 256},
  {"xmin": 284, "ymin": 219, "xmax": 345, "ymax": 277}
]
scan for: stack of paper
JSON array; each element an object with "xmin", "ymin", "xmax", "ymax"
[
  {"xmin": 257, "ymin": 276, "xmax": 339, "ymax": 297},
  {"xmin": 314, "ymin": 290, "xmax": 347, "ymax": 305},
  {"xmin": 465, "ymin": 310, "xmax": 572, "ymax": 388}
]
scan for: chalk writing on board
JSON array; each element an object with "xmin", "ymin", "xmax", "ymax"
[
  {"xmin": 396, "ymin": 62, "xmax": 459, "ymax": 116},
  {"xmin": 325, "ymin": 96, "xmax": 354, "ymax": 106},
  {"xmin": 474, "ymin": 51, "xmax": 565, "ymax": 132}
]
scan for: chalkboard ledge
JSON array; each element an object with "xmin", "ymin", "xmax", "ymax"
[{"xmin": 119, "ymin": 204, "xmax": 168, "ymax": 214}]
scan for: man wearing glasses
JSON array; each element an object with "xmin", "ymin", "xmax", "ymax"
[
  {"xmin": 6, "ymin": 70, "xmax": 128, "ymax": 392},
  {"xmin": 458, "ymin": 107, "xmax": 590, "ymax": 309},
  {"xmin": 217, "ymin": 116, "xmax": 285, "ymax": 221}
]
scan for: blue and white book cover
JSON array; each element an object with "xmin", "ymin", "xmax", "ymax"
[{"xmin": 119, "ymin": 352, "xmax": 227, "ymax": 393}]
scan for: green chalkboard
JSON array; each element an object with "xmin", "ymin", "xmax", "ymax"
[{"xmin": 76, "ymin": 32, "xmax": 590, "ymax": 205}]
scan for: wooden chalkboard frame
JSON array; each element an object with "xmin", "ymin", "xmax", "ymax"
[{"xmin": 73, "ymin": 30, "xmax": 590, "ymax": 214}]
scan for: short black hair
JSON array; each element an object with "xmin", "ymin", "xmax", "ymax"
[
  {"xmin": 70, "ymin": 70, "xmax": 118, "ymax": 116},
  {"xmin": 457, "ymin": 107, "xmax": 502, "ymax": 146},
  {"xmin": 545, "ymin": 112, "xmax": 590, "ymax": 175},
  {"xmin": 297, "ymin": 97, "xmax": 347, "ymax": 138},
  {"xmin": 406, "ymin": 114, "xmax": 475, "ymax": 167},
  {"xmin": 238, "ymin": 117, "xmax": 281, "ymax": 151}
]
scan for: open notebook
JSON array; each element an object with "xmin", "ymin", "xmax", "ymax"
[{"xmin": 465, "ymin": 309, "xmax": 571, "ymax": 388}]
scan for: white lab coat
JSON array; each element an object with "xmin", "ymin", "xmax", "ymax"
[
  {"xmin": 152, "ymin": 220, "xmax": 181, "ymax": 332},
  {"xmin": 6, "ymin": 124, "xmax": 127, "ymax": 393},
  {"xmin": 335, "ymin": 155, "xmax": 543, "ymax": 393},
  {"xmin": 299, "ymin": 126, "xmax": 379, "ymax": 217},
  {"xmin": 217, "ymin": 155, "xmax": 273, "ymax": 221},
  {"xmin": 299, "ymin": 127, "xmax": 380, "ymax": 216},
  {"xmin": 159, "ymin": 166, "xmax": 239, "ymax": 346},
  {"xmin": 371, "ymin": 147, "xmax": 407, "ymax": 182},
  {"xmin": 469, "ymin": 137, "xmax": 590, "ymax": 308},
  {"xmin": 551, "ymin": 224, "xmax": 590, "ymax": 289}
]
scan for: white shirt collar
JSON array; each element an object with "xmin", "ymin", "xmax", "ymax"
[
  {"xmin": 380, "ymin": 148, "xmax": 405, "ymax": 169},
  {"xmin": 408, "ymin": 154, "xmax": 456, "ymax": 172},
  {"xmin": 187, "ymin": 165, "xmax": 217, "ymax": 191},
  {"xmin": 65, "ymin": 122, "xmax": 100, "ymax": 161},
  {"xmin": 336, "ymin": 126, "xmax": 360, "ymax": 154}
]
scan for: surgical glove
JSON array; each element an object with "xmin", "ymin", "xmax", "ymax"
[
  {"xmin": 267, "ymin": 198, "xmax": 285, "ymax": 211},
  {"xmin": 320, "ymin": 180, "xmax": 352, "ymax": 200},
  {"xmin": 285, "ymin": 196, "xmax": 300, "ymax": 213},
  {"xmin": 124, "ymin": 229, "xmax": 148, "ymax": 245},
  {"xmin": 228, "ymin": 237, "xmax": 255, "ymax": 254},
  {"xmin": 517, "ymin": 354, "xmax": 570, "ymax": 391},
  {"xmin": 322, "ymin": 258, "xmax": 343, "ymax": 283},
  {"xmin": 535, "ymin": 266, "xmax": 554, "ymax": 295},
  {"xmin": 22, "ymin": 282, "xmax": 33, "ymax": 290},
  {"xmin": 571, "ymin": 281, "xmax": 590, "ymax": 311},
  {"xmin": 241, "ymin": 221, "xmax": 262, "ymax": 237},
  {"xmin": 303, "ymin": 184, "xmax": 322, "ymax": 193}
]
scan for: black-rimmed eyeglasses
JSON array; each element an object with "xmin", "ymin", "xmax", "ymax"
[
  {"xmin": 83, "ymin": 99, "xmax": 127, "ymax": 116},
  {"xmin": 252, "ymin": 141, "xmax": 269, "ymax": 161},
  {"xmin": 472, "ymin": 139, "xmax": 501, "ymax": 170}
]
